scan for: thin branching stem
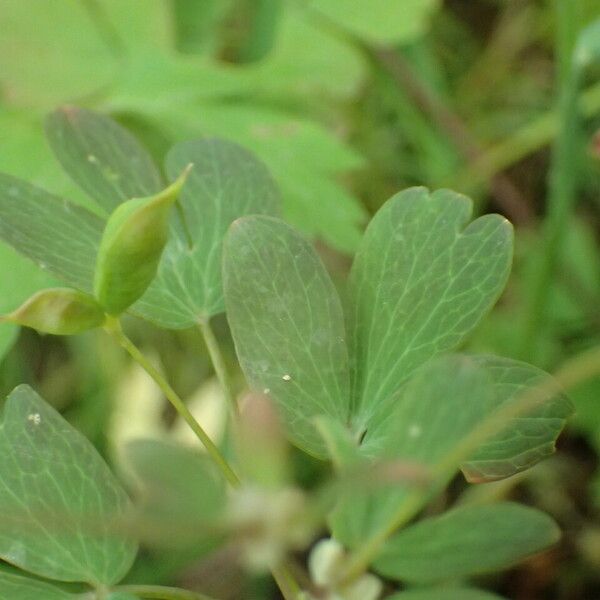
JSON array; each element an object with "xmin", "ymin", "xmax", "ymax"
[{"xmin": 104, "ymin": 317, "xmax": 240, "ymax": 487}]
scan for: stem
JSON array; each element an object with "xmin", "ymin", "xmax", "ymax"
[
  {"xmin": 107, "ymin": 319, "xmax": 303, "ymax": 598},
  {"xmin": 113, "ymin": 585, "xmax": 216, "ymax": 600},
  {"xmin": 517, "ymin": 0, "xmax": 582, "ymax": 361},
  {"xmin": 339, "ymin": 343, "xmax": 600, "ymax": 586},
  {"xmin": 198, "ymin": 318, "xmax": 239, "ymax": 418},
  {"xmin": 104, "ymin": 317, "xmax": 240, "ymax": 487},
  {"xmin": 271, "ymin": 564, "xmax": 303, "ymax": 600}
]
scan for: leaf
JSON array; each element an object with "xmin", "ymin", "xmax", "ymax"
[
  {"xmin": 107, "ymin": 594, "xmax": 141, "ymax": 600},
  {"xmin": 349, "ymin": 187, "xmax": 513, "ymax": 431},
  {"xmin": 388, "ymin": 588, "xmax": 506, "ymax": 600},
  {"xmin": 45, "ymin": 106, "xmax": 164, "ymax": 213},
  {"xmin": 125, "ymin": 439, "xmax": 225, "ymax": 546},
  {"xmin": 0, "ymin": 173, "xmax": 104, "ymax": 293},
  {"xmin": 137, "ymin": 102, "xmax": 366, "ymax": 253},
  {"xmin": 463, "ymin": 356, "xmax": 574, "ymax": 482},
  {"xmin": 309, "ymin": 0, "xmax": 441, "ymax": 45},
  {"xmin": 223, "ymin": 216, "xmax": 350, "ymax": 457},
  {"xmin": 134, "ymin": 138, "xmax": 281, "ymax": 327},
  {"xmin": 0, "ymin": 385, "xmax": 137, "ymax": 585},
  {"xmin": 94, "ymin": 167, "xmax": 191, "ymax": 315},
  {"xmin": 4, "ymin": 288, "xmax": 105, "ymax": 335},
  {"xmin": 331, "ymin": 355, "xmax": 494, "ymax": 545},
  {"xmin": 374, "ymin": 502, "xmax": 560, "ymax": 583},
  {"xmin": 0, "ymin": 570, "xmax": 75, "ymax": 600},
  {"xmin": 0, "ymin": 0, "xmax": 116, "ymax": 108}
]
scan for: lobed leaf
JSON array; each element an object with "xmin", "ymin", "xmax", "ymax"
[
  {"xmin": 375, "ymin": 502, "xmax": 559, "ymax": 583},
  {"xmin": 0, "ymin": 385, "xmax": 137, "ymax": 585},
  {"xmin": 463, "ymin": 356, "xmax": 574, "ymax": 482},
  {"xmin": 331, "ymin": 355, "xmax": 494, "ymax": 545},
  {"xmin": 45, "ymin": 106, "xmax": 163, "ymax": 213},
  {"xmin": 223, "ymin": 216, "xmax": 351, "ymax": 457},
  {"xmin": 349, "ymin": 187, "xmax": 513, "ymax": 431}
]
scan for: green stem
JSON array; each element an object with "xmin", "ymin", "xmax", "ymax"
[
  {"xmin": 517, "ymin": 0, "xmax": 582, "ymax": 361},
  {"xmin": 113, "ymin": 584, "xmax": 216, "ymax": 600},
  {"xmin": 339, "ymin": 343, "xmax": 600, "ymax": 586},
  {"xmin": 108, "ymin": 319, "xmax": 303, "ymax": 598},
  {"xmin": 104, "ymin": 317, "xmax": 240, "ymax": 487},
  {"xmin": 198, "ymin": 318, "xmax": 239, "ymax": 418}
]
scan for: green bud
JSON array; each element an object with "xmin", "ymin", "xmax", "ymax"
[
  {"xmin": 94, "ymin": 165, "xmax": 192, "ymax": 315},
  {"xmin": 3, "ymin": 288, "xmax": 105, "ymax": 335}
]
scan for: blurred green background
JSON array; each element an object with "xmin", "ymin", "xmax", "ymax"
[{"xmin": 1, "ymin": 0, "xmax": 600, "ymax": 598}]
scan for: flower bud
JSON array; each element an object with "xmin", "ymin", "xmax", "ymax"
[
  {"xmin": 3, "ymin": 288, "xmax": 105, "ymax": 335},
  {"xmin": 94, "ymin": 165, "xmax": 192, "ymax": 315}
]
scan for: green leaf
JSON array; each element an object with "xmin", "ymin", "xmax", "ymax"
[
  {"xmin": 462, "ymin": 356, "xmax": 574, "ymax": 482},
  {"xmin": 107, "ymin": 594, "xmax": 141, "ymax": 600},
  {"xmin": 374, "ymin": 502, "xmax": 559, "ymax": 583},
  {"xmin": 309, "ymin": 0, "xmax": 441, "ymax": 45},
  {"xmin": 45, "ymin": 106, "xmax": 164, "ymax": 213},
  {"xmin": 4, "ymin": 288, "xmax": 105, "ymax": 335},
  {"xmin": 94, "ymin": 166, "xmax": 191, "ymax": 315},
  {"xmin": 125, "ymin": 439, "xmax": 225, "ymax": 546},
  {"xmin": 168, "ymin": 103, "xmax": 367, "ymax": 252},
  {"xmin": 223, "ymin": 216, "xmax": 350, "ymax": 457},
  {"xmin": 388, "ymin": 588, "xmax": 505, "ymax": 600},
  {"xmin": 0, "ymin": 173, "xmax": 104, "ymax": 293},
  {"xmin": 349, "ymin": 187, "xmax": 513, "ymax": 431},
  {"xmin": 134, "ymin": 138, "xmax": 281, "ymax": 327},
  {"xmin": 0, "ymin": 385, "xmax": 137, "ymax": 585},
  {"xmin": 0, "ymin": 571, "xmax": 75, "ymax": 600},
  {"xmin": 331, "ymin": 355, "xmax": 494, "ymax": 545}
]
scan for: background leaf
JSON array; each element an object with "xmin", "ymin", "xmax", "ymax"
[
  {"xmin": 349, "ymin": 187, "xmax": 513, "ymax": 431},
  {"xmin": 223, "ymin": 216, "xmax": 350, "ymax": 457},
  {"xmin": 46, "ymin": 106, "xmax": 163, "ymax": 213},
  {"xmin": 374, "ymin": 502, "xmax": 559, "ymax": 583},
  {"xmin": 309, "ymin": 0, "xmax": 442, "ymax": 45},
  {"xmin": 0, "ymin": 570, "xmax": 75, "ymax": 600},
  {"xmin": 0, "ymin": 385, "xmax": 136, "ymax": 585}
]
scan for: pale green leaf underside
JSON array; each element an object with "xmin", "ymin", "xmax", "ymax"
[
  {"xmin": 388, "ymin": 588, "xmax": 505, "ymax": 600},
  {"xmin": 133, "ymin": 138, "xmax": 281, "ymax": 327},
  {"xmin": 223, "ymin": 216, "xmax": 350, "ymax": 457},
  {"xmin": 350, "ymin": 187, "xmax": 513, "ymax": 430},
  {"xmin": 0, "ymin": 571, "xmax": 75, "ymax": 600},
  {"xmin": 463, "ymin": 355, "xmax": 574, "ymax": 482},
  {"xmin": 0, "ymin": 385, "xmax": 136, "ymax": 585},
  {"xmin": 375, "ymin": 502, "xmax": 559, "ymax": 582},
  {"xmin": 45, "ymin": 106, "xmax": 163, "ymax": 213}
]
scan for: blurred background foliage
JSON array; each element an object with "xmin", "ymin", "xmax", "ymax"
[{"xmin": 1, "ymin": 0, "xmax": 600, "ymax": 598}]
